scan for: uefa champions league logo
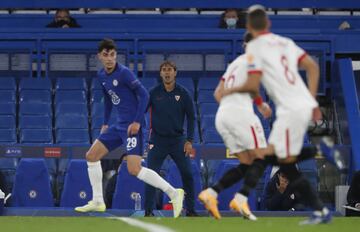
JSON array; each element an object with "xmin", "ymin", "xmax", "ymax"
[
  {"xmin": 79, "ymin": 191, "xmax": 87, "ymax": 199},
  {"xmin": 29, "ymin": 190, "xmax": 37, "ymax": 199}
]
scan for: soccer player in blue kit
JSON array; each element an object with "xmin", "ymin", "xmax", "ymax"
[{"xmin": 75, "ymin": 39, "xmax": 184, "ymax": 218}]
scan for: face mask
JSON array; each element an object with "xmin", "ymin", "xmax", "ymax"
[{"xmin": 226, "ymin": 18, "xmax": 237, "ymax": 29}]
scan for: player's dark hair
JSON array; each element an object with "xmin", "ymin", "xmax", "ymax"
[
  {"xmin": 243, "ymin": 31, "xmax": 253, "ymax": 43},
  {"xmin": 159, "ymin": 60, "xmax": 177, "ymax": 71},
  {"xmin": 247, "ymin": 5, "xmax": 268, "ymax": 31},
  {"xmin": 98, "ymin": 38, "xmax": 117, "ymax": 53}
]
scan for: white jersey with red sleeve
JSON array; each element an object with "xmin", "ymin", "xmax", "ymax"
[
  {"xmin": 246, "ymin": 33, "xmax": 318, "ymax": 115},
  {"xmin": 219, "ymin": 54, "xmax": 253, "ymax": 112}
]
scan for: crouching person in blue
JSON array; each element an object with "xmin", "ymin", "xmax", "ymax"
[{"xmin": 145, "ymin": 61, "xmax": 198, "ymax": 216}]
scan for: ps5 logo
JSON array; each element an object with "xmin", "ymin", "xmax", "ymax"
[{"xmin": 108, "ymin": 90, "xmax": 120, "ymax": 105}]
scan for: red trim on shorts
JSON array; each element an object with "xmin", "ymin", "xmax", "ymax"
[
  {"xmin": 248, "ymin": 70, "xmax": 262, "ymax": 75},
  {"xmin": 251, "ymin": 126, "xmax": 258, "ymax": 148},
  {"xmin": 297, "ymin": 53, "xmax": 307, "ymax": 65},
  {"xmin": 286, "ymin": 129, "xmax": 290, "ymax": 158}
]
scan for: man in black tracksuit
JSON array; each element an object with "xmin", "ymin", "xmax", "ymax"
[{"xmin": 144, "ymin": 60, "xmax": 197, "ymax": 216}]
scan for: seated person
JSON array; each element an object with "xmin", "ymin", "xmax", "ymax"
[
  {"xmin": 218, "ymin": 9, "xmax": 245, "ymax": 29},
  {"xmin": 46, "ymin": 9, "xmax": 81, "ymax": 28},
  {"xmin": 346, "ymin": 170, "xmax": 360, "ymax": 216},
  {"xmin": 263, "ymin": 168, "xmax": 305, "ymax": 211}
]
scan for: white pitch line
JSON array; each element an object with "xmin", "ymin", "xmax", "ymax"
[{"xmin": 108, "ymin": 217, "xmax": 175, "ymax": 232}]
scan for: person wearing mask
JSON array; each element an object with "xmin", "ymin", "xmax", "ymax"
[{"xmin": 218, "ymin": 9, "xmax": 245, "ymax": 29}]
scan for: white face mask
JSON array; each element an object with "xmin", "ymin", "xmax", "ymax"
[{"xmin": 226, "ymin": 18, "xmax": 238, "ymax": 28}]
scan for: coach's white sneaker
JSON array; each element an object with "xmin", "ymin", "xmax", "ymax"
[
  {"xmin": 75, "ymin": 200, "xmax": 106, "ymax": 213},
  {"xmin": 170, "ymin": 189, "xmax": 185, "ymax": 218}
]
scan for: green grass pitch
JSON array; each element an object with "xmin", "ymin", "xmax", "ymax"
[{"xmin": 0, "ymin": 217, "xmax": 359, "ymax": 232}]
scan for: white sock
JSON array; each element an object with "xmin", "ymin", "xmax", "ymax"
[
  {"xmin": 87, "ymin": 161, "xmax": 104, "ymax": 204},
  {"xmin": 207, "ymin": 188, "xmax": 218, "ymax": 198},
  {"xmin": 234, "ymin": 193, "xmax": 247, "ymax": 203},
  {"xmin": 137, "ymin": 167, "xmax": 177, "ymax": 199}
]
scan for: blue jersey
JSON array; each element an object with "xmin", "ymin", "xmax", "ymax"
[{"xmin": 98, "ymin": 63, "xmax": 149, "ymax": 128}]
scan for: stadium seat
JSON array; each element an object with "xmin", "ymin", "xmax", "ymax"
[
  {"xmin": 55, "ymin": 90, "xmax": 87, "ymax": 104},
  {"xmin": 91, "ymin": 102, "xmax": 117, "ymax": 119},
  {"xmin": 197, "ymin": 90, "xmax": 216, "ymax": 103},
  {"xmin": 44, "ymin": 158, "xmax": 58, "ymax": 200},
  {"xmin": 163, "ymin": 160, "xmax": 204, "ymax": 210},
  {"xmin": 91, "ymin": 129, "xmax": 101, "ymax": 142},
  {"xmin": 140, "ymin": 77, "xmax": 158, "ymax": 90},
  {"xmin": 200, "ymin": 115, "xmax": 215, "ymax": 131},
  {"xmin": 11, "ymin": 158, "xmax": 54, "ymax": 207},
  {"xmin": 20, "ymin": 129, "xmax": 52, "ymax": 143},
  {"xmin": 60, "ymin": 159, "xmax": 92, "ymax": 207},
  {"xmin": 298, "ymin": 159, "xmax": 318, "ymax": 190},
  {"xmin": 198, "ymin": 78, "xmax": 219, "ymax": 91},
  {"xmin": 19, "ymin": 115, "xmax": 52, "ymax": 129},
  {"xmin": 0, "ymin": 102, "xmax": 16, "ymax": 115},
  {"xmin": 214, "ymin": 160, "xmax": 257, "ymax": 210},
  {"xmin": 19, "ymin": 78, "xmax": 52, "ymax": 91},
  {"xmin": 0, "ymin": 77, "xmax": 16, "ymax": 91},
  {"xmin": 199, "ymin": 103, "xmax": 218, "ymax": 116},
  {"xmin": 0, "ymin": 158, "xmax": 19, "ymax": 194},
  {"xmin": 55, "ymin": 103, "xmax": 88, "ymax": 116},
  {"xmin": 0, "ymin": 129, "xmax": 17, "ymax": 144},
  {"xmin": 56, "ymin": 129, "xmax": 90, "ymax": 144},
  {"xmin": 19, "ymin": 90, "xmax": 51, "ymax": 103},
  {"xmin": 0, "ymin": 115, "xmax": 15, "ymax": 129},
  {"xmin": 56, "ymin": 115, "xmax": 89, "ymax": 129},
  {"xmin": 0, "ymin": 90, "xmax": 16, "ymax": 103},
  {"xmin": 55, "ymin": 77, "xmax": 87, "ymax": 91},
  {"xmin": 176, "ymin": 78, "xmax": 195, "ymax": 99},
  {"xmin": 19, "ymin": 102, "xmax": 52, "ymax": 116},
  {"xmin": 112, "ymin": 160, "xmax": 145, "ymax": 209},
  {"xmin": 202, "ymin": 129, "xmax": 222, "ymax": 144}
]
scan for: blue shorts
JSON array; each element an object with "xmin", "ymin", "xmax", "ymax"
[{"xmin": 97, "ymin": 125, "xmax": 143, "ymax": 156}]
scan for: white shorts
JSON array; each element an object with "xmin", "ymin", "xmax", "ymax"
[
  {"xmin": 269, "ymin": 108, "xmax": 312, "ymax": 159},
  {"xmin": 215, "ymin": 107, "xmax": 267, "ymax": 155}
]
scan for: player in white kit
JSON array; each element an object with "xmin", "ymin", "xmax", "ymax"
[
  {"xmin": 199, "ymin": 32, "xmax": 271, "ymax": 220},
  {"xmin": 222, "ymin": 5, "xmax": 333, "ymax": 224}
]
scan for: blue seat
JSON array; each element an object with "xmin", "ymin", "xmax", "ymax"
[
  {"xmin": 56, "ymin": 78, "xmax": 87, "ymax": 91},
  {"xmin": 0, "ymin": 103, "xmax": 16, "ymax": 115},
  {"xmin": 91, "ymin": 102, "xmax": 117, "ymax": 119},
  {"xmin": 197, "ymin": 90, "xmax": 215, "ymax": 103},
  {"xmin": 19, "ymin": 115, "xmax": 52, "ymax": 129},
  {"xmin": 19, "ymin": 78, "xmax": 51, "ymax": 91},
  {"xmin": 19, "ymin": 102, "xmax": 52, "ymax": 116},
  {"xmin": 0, "ymin": 115, "xmax": 15, "ymax": 129},
  {"xmin": 0, "ymin": 129, "xmax": 17, "ymax": 144},
  {"xmin": 91, "ymin": 129, "xmax": 101, "ymax": 142},
  {"xmin": 91, "ymin": 79, "xmax": 102, "ymax": 91},
  {"xmin": 214, "ymin": 160, "xmax": 257, "ymax": 210},
  {"xmin": 298, "ymin": 159, "xmax": 318, "ymax": 190},
  {"xmin": 163, "ymin": 160, "xmax": 204, "ymax": 210},
  {"xmin": 198, "ymin": 78, "xmax": 219, "ymax": 91},
  {"xmin": 60, "ymin": 159, "xmax": 92, "ymax": 207},
  {"xmin": 0, "ymin": 158, "xmax": 19, "ymax": 194},
  {"xmin": 140, "ymin": 78, "xmax": 158, "ymax": 90},
  {"xmin": 56, "ymin": 115, "xmax": 89, "ymax": 129},
  {"xmin": 20, "ymin": 129, "xmax": 52, "ymax": 144},
  {"xmin": 112, "ymin": 160, "xmax": 145, "ymax": 209},
  {"xmin": 91, "ymin": 90, "xmax": 104, "ymax": 104},
  {"xmin": 0, "ymin": 77, "xmax": 16, "ymax": 91},
  {"xmin": 202, "ymin": 129, "xmax": 222, "ymax": 144},
  {"xmin": 199, "ymin": 103, "xmax": 218, "ymax": 116},
  {"xmin": 200, "ymin": 115, "xmax": 215, "ymax": 131},
  {"xmin": 0, "ymin": 90, "xmax": 16, "ymax": 103},
  {"xmin": 55, "ymin": 90, "xmax": 87, "ymax": 104},
  {"xmin": 11, "ymin": 158, "xmax": 54, "ymax": 207},
  {"xmin": 55, "ymin": 103, "xmax": 88, "ymax": 116},
  {"xmin": 19, "ymin": 90, "xmax": 51, "ymax": 103},
  {"xmin": 56, "ymin": 129, "xmax": 90, "ymax": 144},
  {"xmin": 177, "ymin": 78, "xmax": 195, "ymax": 99}
]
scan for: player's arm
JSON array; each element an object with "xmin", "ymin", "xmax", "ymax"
[
  {"xmin": 184, "ymin": 91, "xmax": 195, "ymax": 155},
  {"xmin": 102, "ymin": 88, "xmax": 112, "ymax": 133},
  {"xmin": 299, "ymin": 54, "xmax": 320, "ymax": 98},
  {"xmin": 223, "ymin": 72, "xmax": 262, "ymax": 96},
  {"xmin": 213, "ymin": 79, "xmax": 225, "ymax": 103}
]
